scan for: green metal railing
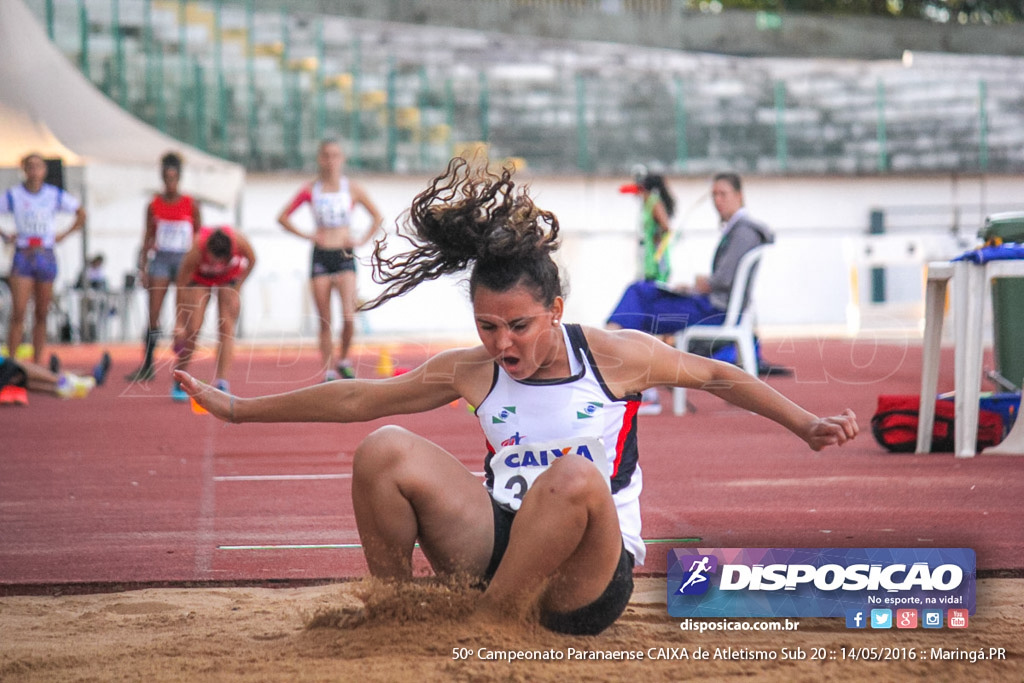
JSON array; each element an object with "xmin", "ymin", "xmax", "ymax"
[{"xmin": 30, "ymin": 0, "xmax": 1024, "ymax": 176}]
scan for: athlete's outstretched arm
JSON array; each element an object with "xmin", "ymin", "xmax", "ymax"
[
  {"xmin": 174, "ymin": 348, "xmax": 475, "ymax": 424},
  {"xmin": 591, "ymin": 327, "xmax": 859, "ymax": 452}
]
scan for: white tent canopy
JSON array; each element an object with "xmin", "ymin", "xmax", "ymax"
[{"xmin": 0, "ymin": 0, "xmax": 244, "ymax": 208}]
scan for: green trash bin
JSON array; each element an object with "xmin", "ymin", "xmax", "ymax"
[{"xmin": 979, "ymin": 212, "xmax": 1024, "ymax": 389}]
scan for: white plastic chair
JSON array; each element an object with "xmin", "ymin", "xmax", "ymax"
[{"xmin": 672, "ymin": 244, "xmax": 770, "ymax": 416}]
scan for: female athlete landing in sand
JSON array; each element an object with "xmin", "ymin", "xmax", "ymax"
[{"xmin": 178, "ymin": 158, "xmax": 857, "ymax": 635}]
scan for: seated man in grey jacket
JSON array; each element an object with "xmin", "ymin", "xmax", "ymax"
[
  {"xmin": 607, "ymin": 172, "xmax": 773, "ymax": 335},
  {"xmin": 606, "ymin": 172, "xmax": 776, "ymax": 412}
]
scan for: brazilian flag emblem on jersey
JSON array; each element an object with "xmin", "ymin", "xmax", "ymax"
[{"xmin": 576, "ymin": 402, "xmax": 603, "ymax": 419}]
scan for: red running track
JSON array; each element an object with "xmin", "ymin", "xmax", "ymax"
[{"xmin": 2, "ymin": 337, "xmax": 1021, "ymax": 593}]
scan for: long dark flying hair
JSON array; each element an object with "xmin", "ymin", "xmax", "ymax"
[{"xmin": 363, "ymin": 157, "xmax": 562, "ymax": 311}]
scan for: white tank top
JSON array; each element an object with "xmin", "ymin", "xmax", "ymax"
[{"xmin": 476, "ymin": 324, "xmax": 646, "ymax": 565}]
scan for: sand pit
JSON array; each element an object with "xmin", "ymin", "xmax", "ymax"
[{"xmin": 1, "ymin": 577, "xmax": 1021, "ymax": 681}]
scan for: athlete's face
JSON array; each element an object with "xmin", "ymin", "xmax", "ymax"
[
  {"xmin": 317, "ymin": 143, "xmax": 344, "ymax": 177},
  {"xmin": 711, "ymin": 179, "xmax": 743, "ymax": 222},
  {"xmin": 473, "ymin": 284, "xmax": 564, "ymax": 381},
  {"xmin": 162, "ymin": 167, "xmax": 180, "ymax": 194},
  {"xmin": 22, "ymin": 155, "xmax": 47, "ymax": 188}
]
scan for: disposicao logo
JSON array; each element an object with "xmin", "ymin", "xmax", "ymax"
[
  {"xmin": 674, "ymin": 555, "xmax": 718, "ymax": 595},
  {"xmin": 667, "ymin": 548, "xmax": 975, "ymax": 619}
]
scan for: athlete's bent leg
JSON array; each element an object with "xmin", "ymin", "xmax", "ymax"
[
  {"xmin": 480, "ymin": 455, "xmax": 624, "ymax": 618},
  {"xmin": 352, "ymin": 425, "xmax": 495, "ymax": 580}
]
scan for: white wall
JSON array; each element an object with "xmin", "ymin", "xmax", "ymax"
[{"xmin": 6, "ymin": 170, "xmax": 1019, "ymax": 342}]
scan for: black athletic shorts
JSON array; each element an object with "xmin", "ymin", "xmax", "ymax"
[
  {"xmin": 311, "ymin": 247, "xmax": 356, "ymax": 278},
  {"xmin": 484, "ymin": 497, "xmax": 635, "ymax": 636}
]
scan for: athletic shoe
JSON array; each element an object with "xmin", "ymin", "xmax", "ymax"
[
  {"xmin": 56, "ymin": 373, "xmax": 95, "ymax": 399},
  {"xmin": 125, "ymin": 365, "xmax": 156, "ymax": 382},
  {"xmin": 49, "ymin": 353, "xmax": 61, "ymax": 375},
  {"xmin": 170, "ymin": 382, "xmax": 189, "ymax": 403},
  {"xmin": 93, "ymin": 351, "xmax": 112, "ymax": 386},
  {"xmin": 637, "ymin": 387, "xmax": 662, "ymax": 416},
  {"xmin": 324, "ymin": 370, "xmax": 340, "ymax": 383},
  {"xmin": 0, "ymin": 385, "xmax": 29, "ymax": 405},
  {"xmin": 337, "ymin": 362, "xmax": 356, "ymax": 379},
  {"xmin": 214, "ymin": 379, "xmax": 230, "ymax": 393}
]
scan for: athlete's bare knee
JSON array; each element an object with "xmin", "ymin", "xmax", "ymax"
[
  {"xmin": 533, "ymin": 456, "xmax": 607, "ymax": 504},
  {"xmin": 353, "ymin": 425, "xmax": 415, "ymax": 479}
]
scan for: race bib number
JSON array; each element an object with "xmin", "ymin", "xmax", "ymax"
[
  {"xmin": 19, "ymin": 211, "xmax": 49, "ymax": 238},
  {"xmin": 313, "ymin": 197, "xmax": 350, "ymax": 228},
  {"xmin": 155, "ymin": 219, "xmax": 194, "ymax": 252},
  {"xmin": 489, "ymin": 436, "xmax": 611, "ymax": 512}
]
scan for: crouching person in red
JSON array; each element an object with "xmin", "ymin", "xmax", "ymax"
[{"xmin": 170, "ymin": 226, "xmax": 255, "ymax": 401}]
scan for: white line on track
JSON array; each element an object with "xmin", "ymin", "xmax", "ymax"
[
  {"xmin": 214, "ymin": 471, "xmax": 487, "ymax": 481},
  {"xmin": 214, "ymin": 474, "xmax": 351, "ymax": 481}
]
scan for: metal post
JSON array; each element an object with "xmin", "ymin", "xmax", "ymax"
[
  {"xmin": 315, "ymin": 20, "xmax": 326, "ymax": 144},
  {"xmin": 178, "ymin": 0, "xmax": 188, "ymax": 140},
  {"xmin": 113, "ymin": 0, "xmax": 126, "ymax": 108},
  {"xmin": 143, "ymin": 0, "xmax": 153, "ymax": 103},
  {"xmin": 246, "ymin": 0, "xmax": 257, "ymax": 166},
  {"xmin": 774, "ymin": 80, "xmax": 788, "ymax": 172},
  {"xmin": 155, "ymin": 47, "xmax": 166, "ymax": 132},
  {"xmin": 445, "ymin": 77, "xmax": 455, "ymax": 161},
  {"xmin": 478, "ymin": 70, "xmax": 489, "ymax": 144},
  {"xmin": 349, "ymin": 37, "xmax": 362, "ymax": 168},
  {"xmin": 386, "ymin": 57, "xmax": 397, "ymax": 172},
  {"xmin": 673, "ymin": 76, "xmax": 687, "ymax": 171},
  {"xmin": 78, "ymin": 0, "xmax": 90, "ymax": 81},
  {"xmin": 575, "ymin": 74, "xmax": 590, "ymax": 172},
  {"xmin": 280, "ymin": 10, "xmax": 294, "ymax": 167},
  {"xmin": 875, "ymin": 78, "xmax": 888, "ymax": 172},
  {"xmin": 194, "ymin": 60, "xmax": 207, "ymax": 151},
  {"xmin": 46, "ymin": 0, "xmax": 55, "ymax": 40},
  {"xmin": 978, "ymin": 79, "xmax": 989, "ymax": 173},
  {"xmin": 418, "ymin": 66, "xmax": 429, "ymax": 169},
  {"xmin": 869, "ymin": 209, "xmax": 886, "ymax": 304},
  {"xmin": 214, "ymin": 0, "xmax": 227, "ymax": 157}
]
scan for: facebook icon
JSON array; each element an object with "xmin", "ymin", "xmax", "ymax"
[{"xmin": 845, "ymin": 609, "xmax": 867, "ymax": 629}]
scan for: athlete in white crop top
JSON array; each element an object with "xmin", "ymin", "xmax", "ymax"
[
  {"xmin": 277, "ymin": 140, "xmax": 385, "ymax": 382},
  {"xmin": 179, "ymin": 159, "xmax": 859, "ymax": 636}
]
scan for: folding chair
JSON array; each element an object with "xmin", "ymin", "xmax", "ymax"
[{"xmin": 672, "ymin": 244, "xmax": 770, "ymax": 416}]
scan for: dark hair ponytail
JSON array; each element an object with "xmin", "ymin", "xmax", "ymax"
[{"xmin": 363, "ymin": 157, "xmax": 563, "ymax": 311}]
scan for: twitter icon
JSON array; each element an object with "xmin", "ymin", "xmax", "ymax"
[{"xmin": 870, "ymin": 609, "xmax": 893, "ymax": 629}]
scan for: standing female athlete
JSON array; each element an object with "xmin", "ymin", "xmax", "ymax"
[
  {"xmin": 170, "ymin": 226, "xmax": 255, "ymax": 401},
  {"xmin": 126, "ymin": 152, "xmax": 202, "ymax": 382},
  {"xmin": 1, "ymin": 153, "xmax": 85, "ymax": 365},
  {"xmin": 277, "ymin": 140, "xmax": 384, "ymax": 382},
  {"xmin": 178, "ymin": 159, "xmax": 857, "ymax": 635}
]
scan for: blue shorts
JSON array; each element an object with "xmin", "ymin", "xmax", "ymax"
[
  {"xmin": 147, "ymin": 250, "xmax": 186, "ymax": 281},
  {"xmin": 607, "ymin": 280, "xmax": 724, "ymax": 335},
  {"xmin": 11, "ymin": 248, "xmax": 57, "ymax": 282}
]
